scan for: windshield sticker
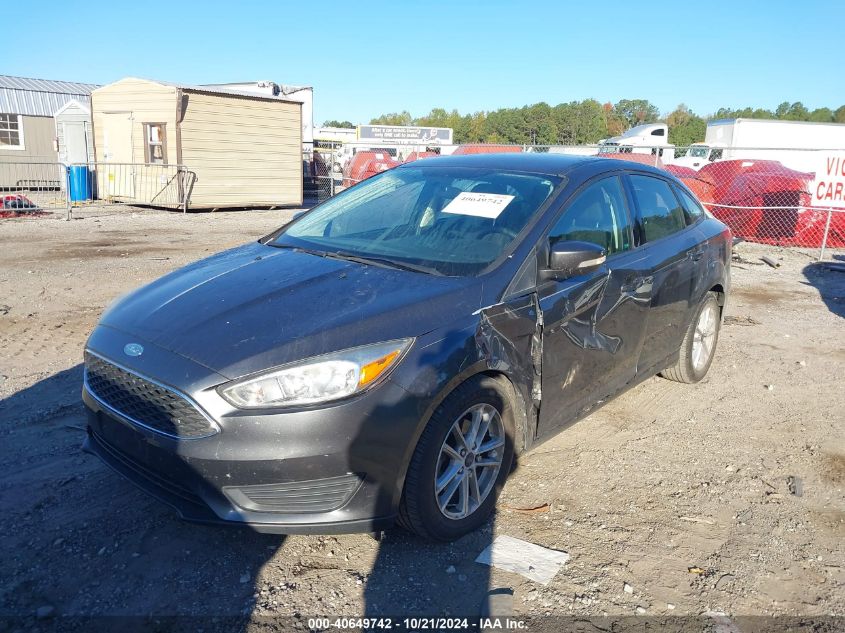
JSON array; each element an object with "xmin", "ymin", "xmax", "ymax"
[{"xmin": 441, "ymin": 192, "xmax": 515, "ymax": 219}]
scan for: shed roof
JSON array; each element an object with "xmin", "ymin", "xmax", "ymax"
[
  {"xmin": 96, "ymin": 77, "xmax": 302, "ymax": 106},
  {"xmin": 0, "ymin": 75, "xmax": 99, "ymax": 117}
]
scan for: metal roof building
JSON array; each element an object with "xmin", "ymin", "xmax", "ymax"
[{"xmin": 0, "ymin": 75, "xmax": 99, "ymax": 117}]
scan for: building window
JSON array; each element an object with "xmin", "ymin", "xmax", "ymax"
[
  {"xmin": 144, "ymin": 123, "xmax": 167, "ymax": 164},
  {"xmin": 0, "ymin": 114, "xmax": 24, "ymax": 149}
]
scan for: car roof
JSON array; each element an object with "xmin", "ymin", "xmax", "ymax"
[{"xmin": 400, "ymin": 152, "xmax": 670, "ymax": 178}]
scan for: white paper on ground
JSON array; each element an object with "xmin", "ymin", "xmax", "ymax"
[
  {"xmin": 475, "ymin": 535, "xmax": 569, "ymax": 585},
  {"xmin": 441, "ymin": 192, "xmax": 515, "ymax": 219}
]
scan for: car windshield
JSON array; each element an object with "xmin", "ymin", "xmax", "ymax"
[{"xmin": 272, "ymin": 165, "xmax": 561, "ymax": 276}]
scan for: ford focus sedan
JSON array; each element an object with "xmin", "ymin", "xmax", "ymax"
[{"xmin": 82, "ymin": 154, "xmax": 730, "ymax": 541}]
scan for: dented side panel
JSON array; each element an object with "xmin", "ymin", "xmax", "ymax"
[{"xmin": 536, "ymin": 247, "xmax": 654, "ymax": 437}]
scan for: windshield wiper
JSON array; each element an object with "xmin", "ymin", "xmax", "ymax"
[
  {"xmin": 269, "ymin": 243, "xmax": 440, "ymax": 275},
  {"xmin": 327, "ymin": 251, "xmax": 440, "ymax": 275},
  {"xmin": 268, "ymin": 243, "xmax": 328, "ymax": 257}
]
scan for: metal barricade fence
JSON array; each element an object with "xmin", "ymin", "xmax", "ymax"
[
  {"xmin": 0, "ymin": 161, "xmax": 196, "ymax": 218},
  {"xmin": 304, "ymin": 141, "xmax": 845, "ymax": 259}
]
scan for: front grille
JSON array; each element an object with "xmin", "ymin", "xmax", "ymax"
[
  {"xmin": 85, "ymin": 352, "xmax": 217, "ymax": 439},
  {"xmin": 224, "ymin": 474, "xmax": 363, "ymax": 514}
]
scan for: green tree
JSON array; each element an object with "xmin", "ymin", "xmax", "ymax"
[
  {"xmin": 666, "ymin": 104, "xmax": 707, "ymax": 147},
  {"xmin": 369, "ymin": 111, "xmax": 413, "ymax": 126},
  {"xmin": 835, "ymin": 106, "xmax": 845, "ymax": 123},
  {"xmin": 613, "ymin": 99, "xmax": 660, "ymax": 128},
  {"xmin": 322, "ymin": 120, "xmax": 355, "ymax": 128},
  {"xmin": 808, "ymin": 107, "xmax": 833, "ymax": 122}
]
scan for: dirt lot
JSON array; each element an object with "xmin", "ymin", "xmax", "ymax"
[{"xmin": 1, "ymin": 207, "xmax": 843, "ymax": 629}]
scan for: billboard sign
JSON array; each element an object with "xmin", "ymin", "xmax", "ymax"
[
  {"xmin": 357, "ymin": 125, "xmax": 453, "ymax": 145},
  {"xmin": 808, "ymin": 153, "xmax": 845, "ymax": 209}
]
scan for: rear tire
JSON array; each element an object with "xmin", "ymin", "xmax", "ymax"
[
  {"xmin": 661, "ymin": 291, "xmax": 721, "ymax": 384},
  {"xmin": 398, "ymin": 375, "xmax": 515, "ymax": 541}
]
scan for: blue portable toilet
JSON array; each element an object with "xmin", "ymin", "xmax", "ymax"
[{"xmin": 67, "ymin": 165, "xmax": 92, "ymax": 202}]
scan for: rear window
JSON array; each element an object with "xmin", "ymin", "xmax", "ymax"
[{"xmin": 629, "ymin": 175, "xmax": 687, "ymax": 242}]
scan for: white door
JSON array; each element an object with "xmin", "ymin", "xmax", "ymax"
[
  {"xmin": 101, "ymin": 112, "xmax": 134, "ymax": 198},
  {"xmin": 64, "ymin": 122, "xmax": 89, "ymax": 164}
]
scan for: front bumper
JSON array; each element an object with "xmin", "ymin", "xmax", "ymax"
[{"xmin": 81, "ymin": 329, "xmax": 421, "ymax": 534}]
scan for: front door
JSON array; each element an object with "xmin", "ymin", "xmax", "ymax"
[
  {"xmin": 101, "ymin": 112, "xmax": 135, "ymax": 198},
  {"xmin": 63, "ymin": 121, "xmax": 90, "ymax": 164},
  {"xmin": 536, "ymin": 175, "xmax": 652, "ymax": 437}
]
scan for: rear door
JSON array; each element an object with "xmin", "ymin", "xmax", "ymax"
[
  {"xmin": 536, "ymin": 174, "xmax": 652, "ymax": 437},
  {"xmin": 625, "ymin": 172, "xmax": 704, "ymax": 373}
]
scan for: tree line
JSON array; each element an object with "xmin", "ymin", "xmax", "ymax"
[{"xmin": 329, "ymin": 100, "xmax": 845, "ymax": 146}]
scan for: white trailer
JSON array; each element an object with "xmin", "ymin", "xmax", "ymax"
[{"xmin": 674, "ymin": 118, "xmax": 845, "ymax": 172}]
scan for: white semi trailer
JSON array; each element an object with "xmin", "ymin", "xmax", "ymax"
[
  {"xmin": 674, "ymin": 118, "xmax": 845, "ymax": 172},
  {"xmin": 597, "ymin": 123, "xmax": 675, "ymax": 159}
]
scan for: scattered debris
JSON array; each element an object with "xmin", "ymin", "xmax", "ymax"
[
  {"xmin": 623, "ymin": 583, "xmax": 634, "ymax": 594},
  {"xmin": 724, "ymin": 315, "xmax": 761, "ymax": 326},
  {"xmin": 761, "ymin": 255, "xmax": 780, "ymax": 268},
  {"xmin": 679, "ymin": 516, "xmax": 716, "ymax": 525},
  {"xmin": 667, "ymin": 603, "xmax": 676, "ymax": 610},
  {"xmin": 475, "ymin": 535, "xmax": 569, "ymax": 585},
  {"xmin": 765, "ymin": 384, "xmax": 775, "ymax": 391},
  {"xmin": 786, "ymin": 475, "xmax": 803, "ymax": 497},
  {"xmin": 445, "ymin": 565, "xmax": 456, "ymax": 574},
  {"xmin": 636, "ymin": 606, "xmax": 647, "ymax": 614},
  {"xmin": 715, "ymin": 573, "xmax": 736, "ymax": 590},
  {"xmin": 239, "ymin": 573, "xmax": 250, "ymax": 584},
  {"xmin": 501, "ymin": 503, "xmax": 550, "ymax": 514},
  {"xmin": 688, "ymin": 566, "xmax": 706, "ymax": 575},
  {"xmin": 0, "ymin": 304, "xmax": 10, "ymax": 315}
]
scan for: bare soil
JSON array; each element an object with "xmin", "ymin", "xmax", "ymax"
[{"xmin": 1, "ymin": 207, "xmax": 843, "ymax": 628}]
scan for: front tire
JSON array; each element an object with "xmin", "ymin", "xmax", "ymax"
[
  {"xmin": 398, "ymin": 375, "xmax": 515, "ymax": 541},
  {"xmin": 661, "ymin": 291, "xmax": 721, "ymax": 384}
]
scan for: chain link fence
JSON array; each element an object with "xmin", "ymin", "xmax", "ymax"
[
  {"xmin": 303, "ymin": 141, "xmax": 845, "ymax": 259},
  {"xmin": 0, "ymin": 161, "xmax": 196, "ymax": 218}
]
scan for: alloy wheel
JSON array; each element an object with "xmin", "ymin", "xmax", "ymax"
[{"xmin": 434, "ymin": 403, "xmax": 505, "ymax": 520}]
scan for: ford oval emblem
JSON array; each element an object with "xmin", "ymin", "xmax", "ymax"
[{"xmin": 124, "ymin": 343, "xmax": 144, "ymax": 357}]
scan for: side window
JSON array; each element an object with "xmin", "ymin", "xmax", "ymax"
[
  {"xmin": 144, "ymin": 123, "xmax": 167, "ymax": 164},
  {"xmin": 710, "ymin": 148, "xmax": 723, "ymax": 161},
  {"xmin": 651, "ymin": 128, "xmax": 665, "ymax": 136},
  {"xmin": 549, "ymin": 176, "xmax": 631, "ymax": 255},
  {"xmin": 629, "ymin": 174, "xmax": 687, "ymax": 242},
  {"xmin": 674, "ymin": 186, "xmax": 707, "ymax": 224}
]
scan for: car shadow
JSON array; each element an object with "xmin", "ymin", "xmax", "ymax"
[
  {"xmin": 1, "ymin": 363, "xmax": 505, "ymax": 630},
  {"xmin": 0, "ymin": 366, "xmax": 283, "ymax": 630},
  {"xmin": 802, "ymin": 259, "xmax": 845, "ymax": 318}
]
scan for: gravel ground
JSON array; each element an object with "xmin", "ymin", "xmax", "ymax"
[{"xmin": 0, "ymin": 206, "xmax": 843, "ymax": 630}]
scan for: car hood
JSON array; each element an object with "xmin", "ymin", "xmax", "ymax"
[{"xmin": 99, "ymin": 242, "xmax": 481, "ymax": 379}]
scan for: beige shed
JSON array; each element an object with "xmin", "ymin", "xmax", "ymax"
[{"xmin": 91, "ymin": 77, "xmax": 303, "ymax": 208}]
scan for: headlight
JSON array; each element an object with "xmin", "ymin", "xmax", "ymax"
[{"xmin": 218, "ymin": 339, "xmax": 413, "ymax": 409}]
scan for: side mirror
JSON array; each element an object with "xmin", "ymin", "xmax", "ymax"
[{"xmin": 543, "ymin": 240, "xmax": 607, "ymax": 280}]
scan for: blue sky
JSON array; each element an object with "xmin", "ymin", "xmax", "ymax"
[{"xmin": 6, "ymin": 0, "xmax": 845, "ymax": 124}]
